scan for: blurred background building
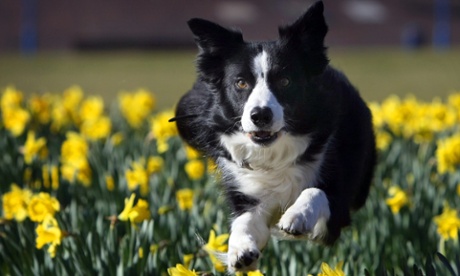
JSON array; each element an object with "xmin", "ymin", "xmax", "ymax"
[{"xmin": 0, "ymin": 0, "xmax": 459, "ymax": 53}]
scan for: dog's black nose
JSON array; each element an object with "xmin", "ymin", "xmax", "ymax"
[{"xmin": 250, "ymin": 106, "xmax": 273, "ymax": 127}]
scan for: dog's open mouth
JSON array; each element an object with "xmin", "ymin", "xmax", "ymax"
[{"xmin": 247, "ymin": 131, "xmax": 280, "ymax": 145}]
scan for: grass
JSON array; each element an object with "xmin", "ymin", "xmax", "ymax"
[
  {"xmin": 330, "ymin": 48, "xmax": 460, "ymax": 102},
  {"xmin": 1, "ymin": 48, "xmax": 460, "ymax": 108},
  {"xmin": 0, "ymin": 51, "xmax": 197, "ymax": 109}
]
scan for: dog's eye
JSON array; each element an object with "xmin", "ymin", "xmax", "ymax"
[
  {"xmin": 236, "ymin": 79, "xmax": 249, "ymax": 90},
  {"xmin": 279, "ymin": 77, "xmax": 290, "ymax": 87}
]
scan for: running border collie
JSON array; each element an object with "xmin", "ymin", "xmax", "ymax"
[{"xmin": 172, "ymin": 1, "xmax": 376, "ymax": 272}]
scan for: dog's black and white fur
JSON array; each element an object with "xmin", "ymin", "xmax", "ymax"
[{"xmin": 173, "ymin": 1, "xmax": 376, "ymax": 272}]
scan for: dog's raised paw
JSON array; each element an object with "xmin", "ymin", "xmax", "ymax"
[
  {"xmin": 228, "ymin": 246, "xmax": 260, "ymax": 272},
  {"xmin": 278, "ymin": 211, "xmax": 312, "ymax": 236},
  {"xmin": 277, "ymin": 188, "xmax": 331, "ymax": 240},
  {"xmin": 234, "ymin": 250, "xmax": 259, "ymax": 269},
  {"xmin": 277, "ymin": 208, "xmax": 330, "ymax": 241}
]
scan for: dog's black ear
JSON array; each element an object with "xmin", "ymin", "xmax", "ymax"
[
  {"xmin": 187, "ymin": 18, "xmax": 244, "ymax": 90},
  {"xmin": 278, "ymin": 1, "xmax": 329, "ymax": 75},
  {"xmin": 188, "ymin": 18, "xmax": 244, "ymax": 53}
]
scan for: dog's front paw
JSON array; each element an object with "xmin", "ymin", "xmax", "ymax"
[
  {"xmin": 277, "ymin": 188, "xmax": 330, "ymax": 240},
  {"xmin": 278, "ymin": 210, "xmax": 313, "ymax": 236},
  {"xmin": 277, "ymin": 210, "xmax": 328, "ymax": 242},
  {"xmin": 227, "ymin": 241, "xmax": 260, "ymax": 272}
]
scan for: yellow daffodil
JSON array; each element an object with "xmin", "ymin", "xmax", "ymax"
[
  {"xmin": 184, "ymin": 145, "xmax": 202, "ymax": 160},
  {"xmin": 425, "ymin": 100, "xmax": 457, "ymax": 131},
  {"xmin": 28, "ymin": 93, "xmax": 52, "ymax": 124},
  {"xmin": 110, "ymin": 132, "xmax": 124, "ymax": 146},
  {"xmin": 157, "ymin": 139, "xmax": 169, "ymax": 154},
  {"xmin": 318, "ymin": 261, "xmax": 345, "ymax": 276},
  {"xmin": 447, "ymin": 92, "xmax": 460, "ymax": 121},
  {"xmin": 119, "ymin": 88, "xmax": 156, "ymax": 128},
  {"xmin": 42, "ymin": 164, "xmax": 59, "ymax": 190},
  {"xmin": 60, "ymin": 132, "xmax": 92, "ymax": 186},
  {"xmin": 151, "ymin": 109, "xmax": 178, "ymax": 139},
  {"xmin": 183, "ymin": 254, "xmax": 194, "ymax": 268},
  {"xmin": 79, "ymin": 96, "xmax": 104, "ymax": 122},
  {"xmin": 147, "ymin": 156, "xmax": 164, "ymax": 174},
  {"xmin": 21, "ymin": 131, "xmax": 47, "ymax": 164},
  {"xmin": 62, "ymin": 85, "xmax": 84, "ymax": 124},
  {"xmin": 105, "ymin": 175, "xmax": 115, "ymax": 191},
  {"xmin": 150, "ymin": 109, "xmax": 178, "ymax": 153},
  {"xmin": 204, "ymin": 229, "xmax": 229, "ymax": 253},
  {"xmin": 448, "ymin": 92, "xmax": 460, "ymax": 108},
  {"xmin": 46, "ymin": 89, "xmax": 82, "ymax": 131},
  {"xmin": 125, "ymin": 158, "xmax": 149, "ymax": 195},
  {"xmin": 1, "ymin": 87, "xmax": 30, "ymax": 136},
  {"xmin": 236, "ymin": 270, "xmax": 265, "ymax": 276},
  {"xmin": 158, "ymin": 205, "xmax": 173, "ymax": 215},
  {"xmin": 176, "ymin": 189, "xmax": 194, "ymax": 211},
  {"xmin": 118, "ymin": 193, "xmax": 151, "ymax": 224},
  {"xmin": 28, "ymin": 192, "xmax": 60, "ymax": 222},
  {"xmin": 433, "ymin": 204, "xmax": 460, "ymax": 241},
  {"xmin": 80, "ymin": 116, "xmax": 112, "ymax": 140},
  {"xmin": 1, "ymin": 85, "xmax": 23, "ymax": 109},
  {"xmin": 61, "ymin": 160, "xmax": 92, "ymax": 186},
  {"xmin": 2, "ymin": 106, "xmax": 30, "ymax": 136},
  {"xmin": 50, "ymin": 101, "xmax": 71, "ymax": 132},
  {"xmin": 370, "ymin": 95, "xmax": 458, "ymax": 143},
  {"xmin": 167, "ymin": 264, "xmax": 197, "ymax": 276},
  {"xmin": 436, "ymin": 133, "xmax": 460, "ymax": 174},
  {"xmin": 2, "ymin": 184, "xmax": 32, "ymax": 222},
  {"xmin": 203, "ymin": 229, "xmax": 230, "ymax": 272},
  {"xmin": 385, "ymin": 186, "xmax": 409, "ymax": 214},
  {"xmin": 61, "ymin": 132, "xmax": 88, "ymax": 160},
  {"xmin": 368, "ymin": 102, "xmax": 384, "ymax": 129},
  {"xmin": 375, "ymin": 130, "xmax": 392, "ymax": 151},
  {"xmin": 50, "ymin": 165, "xmax": 59, "ymax": 190},
  {"xmin": 184, "ymin": 160, "xmax": 205, "ymax": 180},
  {"xmin": 35, "ymin": 215, "xmax": 63, "ymax": 258}
]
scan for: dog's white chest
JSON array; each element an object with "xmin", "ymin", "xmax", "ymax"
[{"xmin": 219, "ymin": 132, "xmax": 325, "ymax": 219}]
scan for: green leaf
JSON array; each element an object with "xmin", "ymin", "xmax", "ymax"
[{"xmin": 436, "ymin": 252, "xmax": 457, "ymax": 276}]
